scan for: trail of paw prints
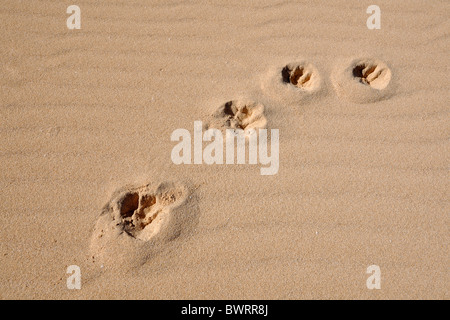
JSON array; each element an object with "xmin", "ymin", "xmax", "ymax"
[
  {"xmin": 90, "ymin": 181, "xmax": 199, "ymax": 271},
  {"xmin": 206, "ymin": 100, "xmax": 267, "ymax": 134},
  {"xmin": 261, "ymin": 60, "xmax": 324, "ymax": 105},
  {"xmin": 331, "ymin": 58, "xmax": 394, "ymax": 103}
]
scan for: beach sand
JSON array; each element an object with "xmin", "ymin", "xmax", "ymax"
[{"xmin": 0, "ymin": 0, "xmax": 448, "ymax": 299}]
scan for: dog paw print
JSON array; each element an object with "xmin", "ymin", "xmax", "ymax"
[
  {"xmin": 90, "ymin": 181, "xmax": 198, "ymax": 269},
  {"xmin": 261, "ymin": 60, "xmax": 324, "ymax": 105},
  {"xmin": 208, "ymin": 100, "xmax": 267, "ymax": 133},
  {"xmin": 281, "ymin": 63, "xmax": 318, "ymax": 90},
  {"xmin": 117, "ymin": 185, "xmax": 185, "ymax": 241},
  {"xmin": 331, "ymin": 58, "xmax": 394, "ymax": 103},
  {"xmin": 351, "ymin": 60, "xmax": 391, "ymax": 90}
]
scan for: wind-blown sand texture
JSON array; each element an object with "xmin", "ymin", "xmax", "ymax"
[{"xmin": 0, "ymin": 0, "xmax": 448, "ymax": 299}]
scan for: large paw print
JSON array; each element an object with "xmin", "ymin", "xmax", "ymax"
[{"xmin": 90, "ymin": 181, "xmax": 198, "ymax": 269}]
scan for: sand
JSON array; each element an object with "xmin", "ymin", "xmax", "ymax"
[{"xmin": 0, "ymin": 0, "xmax": 448, "ymax": 299}]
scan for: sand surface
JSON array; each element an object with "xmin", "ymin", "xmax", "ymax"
[{"xmin": 0, "ymin": 0, "xmax": 449, "ymax": 299}]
